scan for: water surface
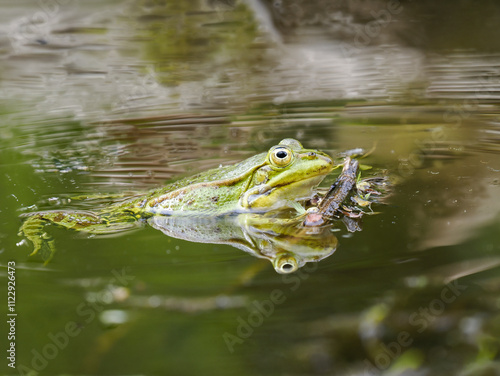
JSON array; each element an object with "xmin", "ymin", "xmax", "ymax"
[{"xmin": 1, "ymin": 1, "xmax": 500, "ymax": 375}]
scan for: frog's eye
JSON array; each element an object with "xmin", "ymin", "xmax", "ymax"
[{"xmin": 270, "ymin": 146, "xmax": 293, "ymax": 167}]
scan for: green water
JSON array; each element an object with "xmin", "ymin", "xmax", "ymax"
[{"xmin": 1, "ymin": 1, "xmax": 500, "ymax": 375}]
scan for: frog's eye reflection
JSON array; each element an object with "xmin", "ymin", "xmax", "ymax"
[
  {"xmin": 270, "ymin": 146, "xmax": 293, "ymax": 167},
  {"xmin": 274, "ymin": 254, "xmax": 299, "ymax": 274},
  {"xmin": 281, "ymin": 262, "xmax": 295, "ymax": 272}
]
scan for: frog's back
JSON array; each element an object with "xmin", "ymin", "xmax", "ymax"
[
  {"xmin": 158, "ymin": 153, "xmax": 265, "ymax": 192},
  {"xmin": 133, "ymin": 152, "xmax": 267, "ymax": 216}
]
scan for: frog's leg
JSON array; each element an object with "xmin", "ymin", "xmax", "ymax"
[
  {"xmin": 19, "ymin": 213, "xmax": 57, "ymax": 263},
  {"xmin": 19, "ymin": 210, "xmax": 139, "ymax": 263}
]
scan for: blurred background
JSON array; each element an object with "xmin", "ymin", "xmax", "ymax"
[{"xmin": 1, "ymin": 0, "xmax": 500, "ymax": 375}]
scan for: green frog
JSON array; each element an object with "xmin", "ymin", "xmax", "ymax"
[{"xmin": 19, "ymin": 138, "xmax": 336, "ymax": 267}]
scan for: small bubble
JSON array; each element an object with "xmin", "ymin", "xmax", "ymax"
[
  {"xmin": 48, "ymin": 197, "xmax": 61, "ymax": 205},
  {"xmin": 215, "ymin": 295, "xmax": 231, "ymax": 308},
  {"xmin": 99, "ymin": 310, "xmax": 129, "ymax": 326},
  {"xmin": 148, "ymin": 296, "xmax": 161, "ymax": 308},
  {"xmin": 111, "ymin": 287, "xmax": 130, "ymax": 302},
  {"xmin": 405, "ymin": 276, "xmax": 428, "ymax": 288}
]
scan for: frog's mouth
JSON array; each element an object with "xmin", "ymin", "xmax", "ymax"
[
  {"xmin": 242, "ymin": 174, "xmax": 327, "ymax": 210},
  {"xmin": 270, "ymin": 174, "xmax": 326, "ymax": 199}
]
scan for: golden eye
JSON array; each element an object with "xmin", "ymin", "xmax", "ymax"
[{"xmin": 270, "ymin": 146, "xmax": 293, "ymax": 167}]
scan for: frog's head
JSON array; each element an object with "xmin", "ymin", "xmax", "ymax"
[
  {"xmin": 240, "ymin": 138, "xmax": 334, "ymax": 210},
  {"xmin": 245, "ymin": 214, "xmax": 338, "ymax": 274}
]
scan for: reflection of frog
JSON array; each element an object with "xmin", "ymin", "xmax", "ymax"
[
  {"xmin": 19, "ymin": 138, "xmax": 336, "ymax": 267},
  {"xmin": 149, "ymin": 214, "xmax": 339, "ymax": 274}
]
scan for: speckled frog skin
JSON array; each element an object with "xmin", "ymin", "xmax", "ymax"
[{"xmin": 19, "ymin": 139, "xmax": 334, "ymax": 260}]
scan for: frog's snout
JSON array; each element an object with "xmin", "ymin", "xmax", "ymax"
[
  {"xmin": 307, "ymin": 151, "xmax": 334, "ymax": 174},
  {"xmin": 273, "ymin": 253, "xmax": 299, "ymax": 274},
  {"xmin": 320, "ymin": 152, "xmax": 334, "ymax": 170}
]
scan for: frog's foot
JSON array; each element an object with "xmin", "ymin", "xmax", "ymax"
[
  {"xmin": 18, "ymin": 214, "xmax": 57, "ymax": 263},
  {"xmin": 19, "ymin": 210, "xmax": 110, "ymax": 262},
  {"xmin": 19, "ymin": 210, "xmax": 141, "ymax": 262}
]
